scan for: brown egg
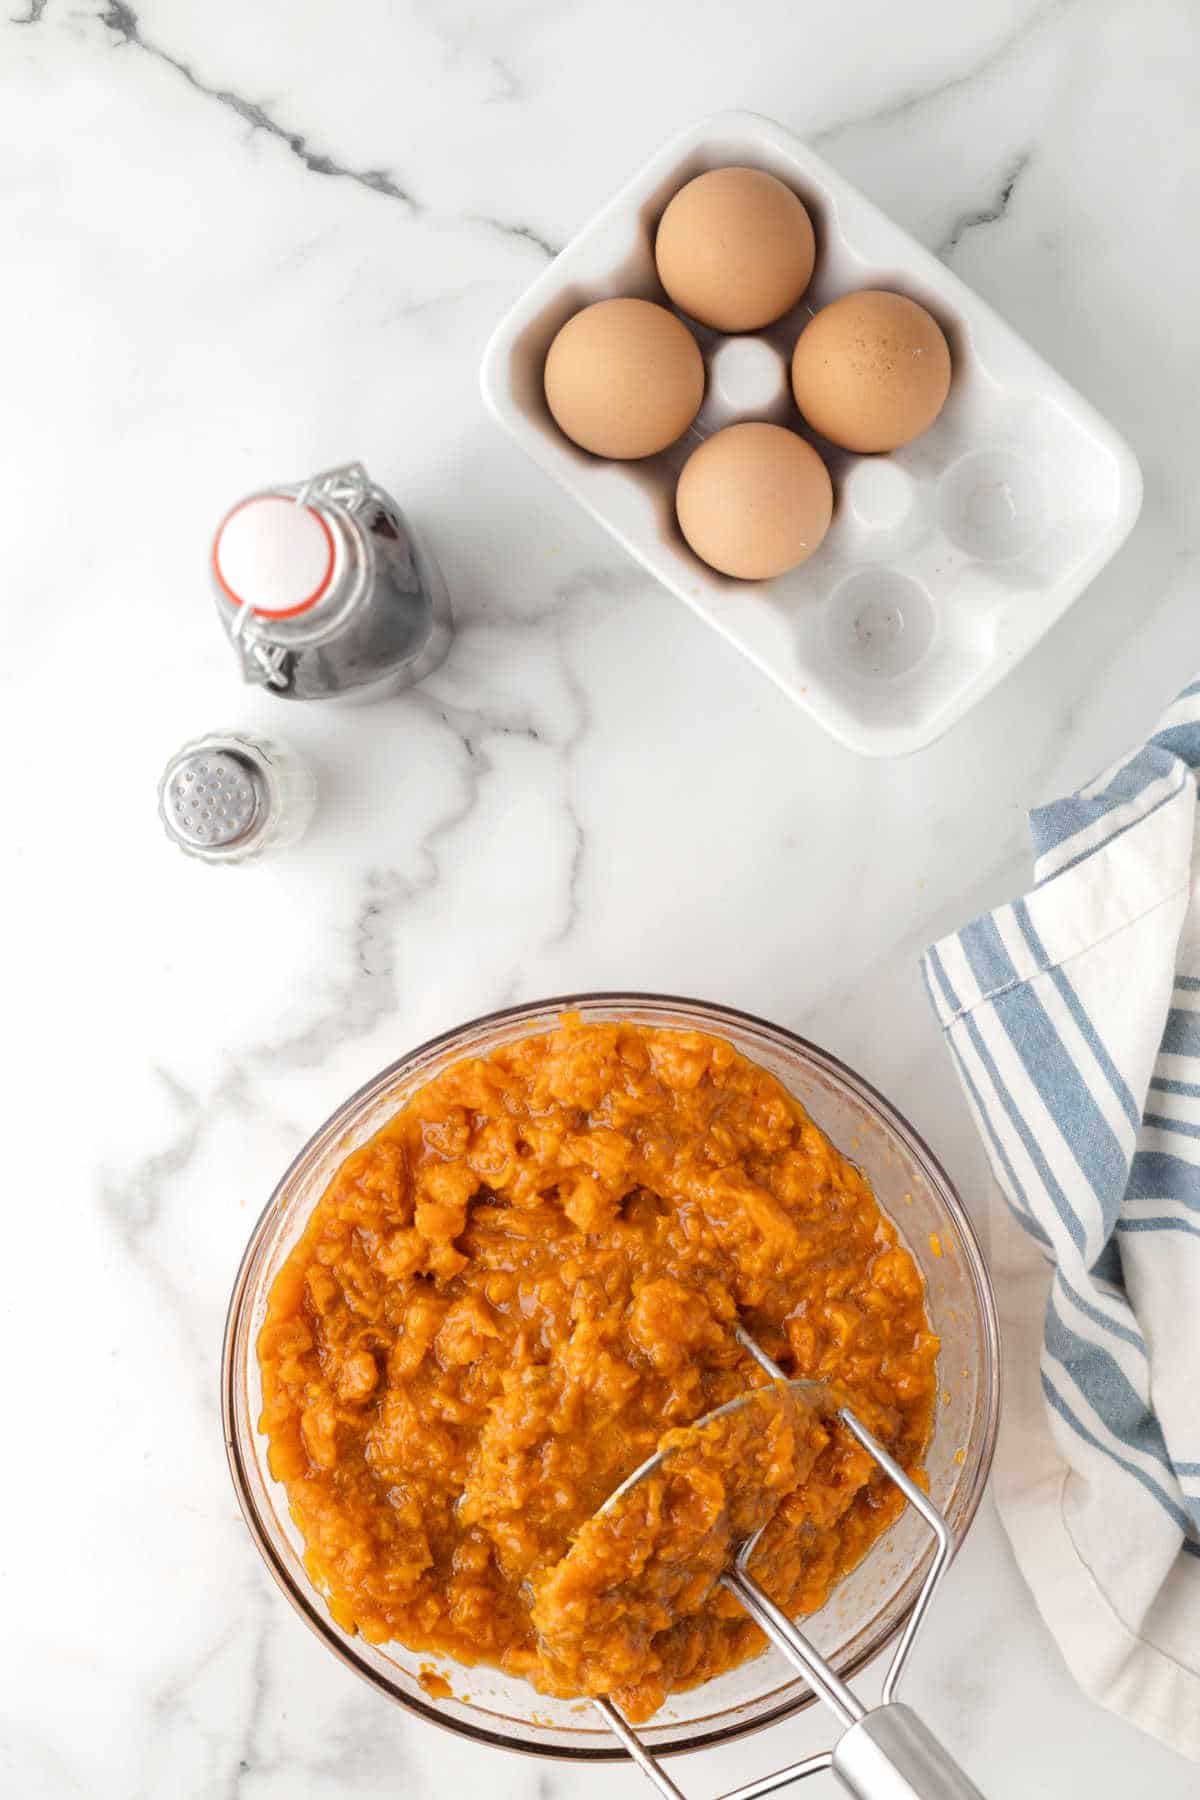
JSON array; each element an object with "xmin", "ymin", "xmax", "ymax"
[
  {"xmin": 790, "ymin": 290, "xmax": 952, "ymax": 453},
  {"xmin": 544, "ymin": 297, "xmax": 704, "ymax": 459},
  {"xmin": 676, "ymin": 422, "xmax": 833, "ymax": 580},
  {"xmin": 656, "ymin": 167, "xmax": 816, "ymax": 333}
]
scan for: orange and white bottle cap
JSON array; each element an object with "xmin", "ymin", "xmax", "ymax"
[{"xmin": 212, "ymin": 495, "xmax": 336, "ymax": 621}]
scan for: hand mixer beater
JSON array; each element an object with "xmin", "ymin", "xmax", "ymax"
[{"xmin": 537, "ymin": 1326, "xmax": 985, "ymax": 1800}]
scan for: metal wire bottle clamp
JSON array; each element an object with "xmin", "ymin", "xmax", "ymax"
[
  {"xmin": 587, "ymin": 1327, "xmax": 986, "ymax": 1800},
  {"xmin": 211, "ymin": 461, "xmax": 453, "ymax": 702}
]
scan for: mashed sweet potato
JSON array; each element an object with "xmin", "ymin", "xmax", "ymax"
[{"xmin": 258, "ymin": 1016, "xmax": 938, "ymax": 1720}]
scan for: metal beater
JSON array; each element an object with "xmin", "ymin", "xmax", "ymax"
[{"xmin": 587, "ymin": 1326, "xmax": 985, "ymax": 1800}]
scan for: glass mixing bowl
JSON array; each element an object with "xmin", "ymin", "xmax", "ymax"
[{"xmin": 223, "ymin": 993, "xmax": 999, "ymax": 1763}]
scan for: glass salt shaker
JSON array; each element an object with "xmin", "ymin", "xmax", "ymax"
[
  {"xmin": 211, "ymin": 462, "xmax": 453, "ymax": 702},
  {"xmin": 157, "ymin": 731, "xmax": 315, "ymax": 864}
]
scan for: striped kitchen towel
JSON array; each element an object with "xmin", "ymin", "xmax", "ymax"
[{"xmin": 923, "ymin": 680, "xmax": 1200, "ymax": 1762}]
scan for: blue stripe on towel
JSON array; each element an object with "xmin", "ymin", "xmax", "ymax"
[
  {"xmin": 1149, "ymin": 1077, "xmax": 1200, "ymax": 1098},
  {"xmin": 1029, "ymin": 796, "xmax": 1090, "ymax": 858},
  {"xmin": 959, "ymin": 918, "xmax": 1128, "ymax": 1232},
  {"xmin": 1118, "ymin": 1216, "xmax": 1200, "ymax": 1239},
  {"xmin": 1089, "ymin": 745, "xmax": 1178, "ymax": 810},
  {"xmin": 1030, "ymin": 745, "xmax": 1176, "ymax": 861},
  {"xmin": 955, "ymin": 1001, "xmax": 1086, "ymax": 1253},
  {"xmin": 1035, "ymin": 768, "xmax": 1190, "ymax": 886},
  {"xmin": 943, "ymin": 1030, "xmax": 1053, "ymax": 1247},
  {"xmin": 1142, "ymin": 1113, "xmax": 1200, "ymax": 1140},
  {"xmin": 1160, "ymin": 1009, "xmax": 1200, "ymax": 1056},
  {"xmin": 925, "ymin": 943, "xmax": 962, "ymax": 1017},
  {"xmin": 1127, "ymin": 1153, "xmax": 1200, "ymax": 1209},
  {"xmin": 1056, "ymin": 1270, "xmax": 1144, "ymax": 1353},
  {"xmin": 1041, "ymin": 1373, "xmax": 1198, "ymax": 1538},
  {"xmin": 1044, "ymin": 1299, "xmax": 1171, "ymax": 1473},
  {"xmin": 922, "ymin": 956, "xmax": 1051, "ymax": 1244},
  {"xmin": 1013, "ymin": 901, "xmax": 1141, "ymax": 1131},
  {"xmin": 958, "ymin": 915, "xmax": 1017, "ymax": 997},
  {"xmin": 1150, "ymin": 719, "xmax": 1200, "ymax": 769},
  {"xmin": 1090, "ymin": 1238, "xmax": 1126, "ymax": 1291}
]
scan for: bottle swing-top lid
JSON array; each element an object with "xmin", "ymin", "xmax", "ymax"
[{"xmin": 213, "ymin": 495, "xmax": 336, "ymax": 621}]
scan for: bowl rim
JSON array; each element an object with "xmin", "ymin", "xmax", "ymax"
[{"xmin": 222, "ymin": 990, "xmax": 1001, "ymax": 1763}]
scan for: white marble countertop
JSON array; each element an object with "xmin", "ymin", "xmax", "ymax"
[{"xmin": 5, "ymin": 1, "xmax": 1199, "ymax": 1794}]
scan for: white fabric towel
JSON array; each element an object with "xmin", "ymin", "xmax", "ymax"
[{"xmin": 923, "ymin": 682, "xmax": 1200, "ymax": 1762}]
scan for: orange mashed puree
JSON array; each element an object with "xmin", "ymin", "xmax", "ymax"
[
  {"xmin": 258, "ymin": 1017, "xmax": 938, "ymax": 1721},
  {"xmin": 532, "ymin": 1385, "xmax": 829, "ymax": 1700}
]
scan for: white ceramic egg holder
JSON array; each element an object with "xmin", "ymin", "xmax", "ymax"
[{"xmin": 481, "ymin": 111, "xmax": 1142, "ymax": 757}]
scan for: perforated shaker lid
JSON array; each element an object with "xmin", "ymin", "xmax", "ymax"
[
  {"xmin": 213, "ymin": 494, "xmax": 336, "ymax": 620},
  {"xmin": 160, "ymin": 746, "xmax": 264, "ymax": 852}
]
